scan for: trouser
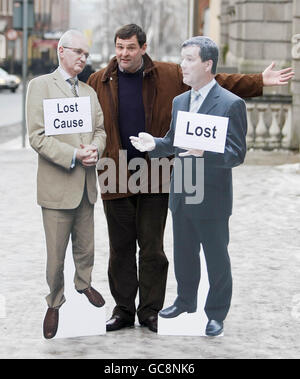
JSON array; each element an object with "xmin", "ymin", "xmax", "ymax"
[
  {"xmin": 103, "ymin": 193, "xmax": 169, "ymax": 323},
  {"xmin": 172, "ymin": 210, "xmax": 232, "ymax": 322},
  {"xmin": 42, "ymin": 190, "xmax": 94, "ymax": 309}
]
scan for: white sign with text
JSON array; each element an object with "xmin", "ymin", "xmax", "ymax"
[
  {"xmin": 43, "ymin": 96, "xmax": 92, "ymax": 136},
  {"xmin": 174, "ymin": 111, "xmax": 229, "ymax": 153}
]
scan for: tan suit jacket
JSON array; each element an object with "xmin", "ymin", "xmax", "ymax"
[{"xmin": 26, "ymin": 69, "xmax": 106, "ymax": 209}]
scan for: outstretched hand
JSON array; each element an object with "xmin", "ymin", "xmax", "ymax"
[
  {"xmin": 262, "ymin": 62, "xmax": 294, "ymax": 86},
  {"xmin": 130, "ymin": 132, "xmax": 155, "ymax": 152}
]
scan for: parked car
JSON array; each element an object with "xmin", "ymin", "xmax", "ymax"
[{"xmin": 0, "ymin": 68, "xmax": 21, "ymax": 92}]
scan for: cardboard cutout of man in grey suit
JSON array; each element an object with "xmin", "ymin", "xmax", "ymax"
[
  {"xmin": 130, "ymin": 36, "xmax": 247, "ymax": 337},
  {"xmin": 27, "ymin": 30, "xmax": 106, "ymax": 339}
]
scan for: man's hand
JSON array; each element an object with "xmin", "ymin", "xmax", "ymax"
[
  {"xmin": 77, "ymin": 144, "xmax": 98, "ymax": 167},
  {"xmin": 263, "ymin": 62, "xmax": 294, "ymax": 86},
  {"xmin": 179, "ymin": 149, "xmax": 204, "ymax": 157},
  {"xmin": 130, "ymin": 132, "xmax": 155, "ymax": 152}
]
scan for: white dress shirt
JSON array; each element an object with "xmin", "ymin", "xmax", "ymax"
[
  {"xmin": 189, "ymin": 78, "xmax": 216, "ymax": 112},
  {"xmin": 58, "ymin": 66, "xmax": 79, "ymax": 93}
]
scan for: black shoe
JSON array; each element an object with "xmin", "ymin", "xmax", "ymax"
[
  {"xmin": 205, "ymin": 320, "xmax": 224, "ymax": 337},
  {"xmin": 106, "ymin": 315, "xmax": 134, "ymax": 332},
  {"xmin": 140, "ymin": 315, "xmax": 157, "ymax": 333},
  {"xmin": 159, "ymin": 304, "xmax": 196, "ymax": 319}
]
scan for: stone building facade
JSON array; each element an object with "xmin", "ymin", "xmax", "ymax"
[
  {"xmin": 218, "ymin": 0, "xmax": 299, "ymax": 150},
  {"xmin": 0, "ymin": 0, "xmax": 70, "ymax": 75},
  {"xmin": 196, "ymin": 0, "xmax": 299, "ymax": 150}
]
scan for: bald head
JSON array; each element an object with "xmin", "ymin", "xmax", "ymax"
[{"xmin": 57, "ymin": 30, "xmax": 90, "ymax": 77}]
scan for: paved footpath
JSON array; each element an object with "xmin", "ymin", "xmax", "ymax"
[{"xmin": 0, "ymin": 136, "xmax": 300, "ymax": 359}]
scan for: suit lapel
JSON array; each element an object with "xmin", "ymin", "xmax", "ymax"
[
  {"xmin": 172, "ymin": 91, "xmax": 190, "ymax": 134},
  {"xmin": 179, "ymin": 91, "xmax": 191, "ymax": 112},
  {"xmin": 78, "ymin": 81, "xmax": 88, "ymax": 97},
  {"xmin": 52, "ymin": 69, "xmax": 73, "ymax": 98},
  {"xmin": 198, "ymin": 82, "xmax": 221, "ymax": 115}
]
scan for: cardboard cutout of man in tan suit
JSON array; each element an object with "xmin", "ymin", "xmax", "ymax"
[{"xmin": 26, "ymin": 30, "xmax": 106, "ymax": 339}]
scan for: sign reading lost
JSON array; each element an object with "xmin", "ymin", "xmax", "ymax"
[
  {"xmin": 43, "ymin": 97, "xmax": 92, "ymax": 136},
  {"xmin": 173, "ymin": 111, "xmax": 229, "ymax": 153}
]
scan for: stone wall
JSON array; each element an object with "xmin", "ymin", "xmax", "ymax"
[
  {"xmin": 222, "ymin": 0, "xmax": 292, "ymax": 76},
  {"xmin": 220, "ymin": 0, "xmax": 298, "ymax": 149}
]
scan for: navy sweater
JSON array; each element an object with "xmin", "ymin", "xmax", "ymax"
[{"xmin": 118, "ymin": 67, "xmax": 146, "ymax": 161}]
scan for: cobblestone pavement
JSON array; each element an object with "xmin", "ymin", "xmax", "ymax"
[{"xmin": 0, "ymin": 136, "xmax": 300, "ymax": 359}]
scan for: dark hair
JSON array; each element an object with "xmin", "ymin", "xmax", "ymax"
[
  {"xmin": 114, "ymin": 24, "xmax": 147, "ymax": 47},
  {"xmin": 182, "ymin": 36, "xmax": 219, "ymax": 74}
]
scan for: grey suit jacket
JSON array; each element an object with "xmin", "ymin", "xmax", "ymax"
[
  {"xmin": 149, "ymin": 82, "xmax": 247, "ymax": 219},
  {"xmin": 26, "ymin": 69, "xmax": 106, "ymax": 209}
]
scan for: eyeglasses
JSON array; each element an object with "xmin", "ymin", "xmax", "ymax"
[{"xmin": 63, "ymin": 46, "xmax": 89, "ymax": 59}]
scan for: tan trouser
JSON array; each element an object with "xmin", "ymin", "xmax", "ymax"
[{"xmin": 42, "ymin": 191, "xmax": 94, "ymax": 309}]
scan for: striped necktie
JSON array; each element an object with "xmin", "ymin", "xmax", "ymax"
[
  {"xmin": 68, "ymin": 78, "xmax": 78, "ymax": 97},
  {"xmin": 189, "ymin": 90, "xmax": 202, "ymax": 113}
]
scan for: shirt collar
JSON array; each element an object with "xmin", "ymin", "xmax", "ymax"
[
  {"xmin": 58, "ymin": 66, "xmax": 78, "ymax": 83},
  {"xmin": 191, "ymin": 78, "xmax": 216, "ymax": 101}
]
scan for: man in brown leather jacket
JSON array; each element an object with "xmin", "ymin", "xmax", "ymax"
[{"xmin": 87, "ymin": 24, "xmax": 293, "ymax": 333}]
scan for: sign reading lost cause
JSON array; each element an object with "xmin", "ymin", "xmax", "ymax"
[
  {"xmin": 174, "ymin": 111, "xmax": 229, "ymax": 153},
  {"xmin": 43, "ymin": 97, "xmax": 92, "ymax": 136}
]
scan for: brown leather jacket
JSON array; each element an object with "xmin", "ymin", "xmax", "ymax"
[{"xmin": 87, "ymin": 54, "xmax": 263, "ymax": 200}]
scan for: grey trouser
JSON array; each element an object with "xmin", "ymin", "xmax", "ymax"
[{"xmin": 42, "ymin": 190, "xmax": 94, "ymax": 308}]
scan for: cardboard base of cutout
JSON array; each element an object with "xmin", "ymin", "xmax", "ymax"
[
  {"xmin": 158, "ymin": 248, "xmax": 209, "ymax": 336},
  {"xmin": 53, "ymin": 243, "xmax": 106, "ymax": 339}
]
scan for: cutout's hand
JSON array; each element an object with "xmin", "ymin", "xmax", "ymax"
[
  {"xmin": 179, "ymin": 149, "xmax": 204, "ymax": 157},
  {"xmin": 78, "ymin": 144, "xmax": 98, "ymax": 167},
  {"xmin": 130, "ymin": 132, "xmax": 155, "ymax": 152}
]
